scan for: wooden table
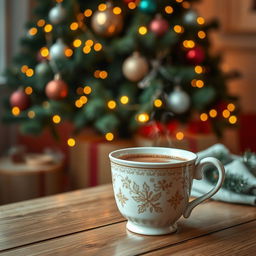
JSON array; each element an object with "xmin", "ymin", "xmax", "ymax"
[{"xmin": 0, "ymin": 184, "xmax": 255, "ymax": 256}]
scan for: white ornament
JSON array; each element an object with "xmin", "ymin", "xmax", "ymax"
[
  {"xmin": 50, "ymin": 38, "xmax": 66, "ymax": 60},
  {"xmin": 49, "ymin": 4, "xmax": 66, "ymax": 24},
  {"xmin": 183, "ymin": 10, "xmax": 198, "ymax": 25},
  {"xmin": 168, "ymin": 86, "xmax": 190, "ymax": 114},
  {"xmin": 35, "ymin": 61, "xmax": 51, "ymax": 75}
]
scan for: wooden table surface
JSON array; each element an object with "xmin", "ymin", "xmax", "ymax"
[{"xmin": 0, "ymin": 184, "xmax": 255, "ymax": 256}]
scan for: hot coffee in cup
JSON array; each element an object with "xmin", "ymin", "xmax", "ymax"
[{"xmin": 109, "ymin": 147, "xmax": 225, "ymax": 235}]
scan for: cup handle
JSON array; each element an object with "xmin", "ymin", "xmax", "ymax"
[{"xmin": 183, "ymin": 157, "xmax": 225, "ymax": 218}]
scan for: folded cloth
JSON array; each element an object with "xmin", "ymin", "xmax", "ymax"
[
  {"xmin": 191, "ymin": 179, "xmax": 256, "ymax": 206},
  {"xmin": 191, "ymin": 144, "xmax": 256, "ymax": 206}
]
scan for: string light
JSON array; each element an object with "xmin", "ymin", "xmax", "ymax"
[
  {"xmin": 83, "ymin": 86, "xmax": 92, "ymax": 94},
  {"xmin": 128, "ymin": 2, "xmax": 136, "ymax": 10},
  {"xmin": 120, "ymin": 96, "xmax": 129, "ymax": 104},
  {"xmin": 222, "ymin": 109, "xmax": 230, "ymax": 118},
  {"xmin": 183, "ymin": 40, "xmax": 195, "ymax": 48},
  {"xmin": 138, "ymin": 26, "xmax": 148, "ymax": 35},
  {"xmin": 137, "ymin": 113, "xmax": 149, "ymax": 123},
  {"xmin": 99, "ymin": 71, "xmax": 108, "ymax": 79},
  {"xmin": 67, "ymin": 138, "xmax": 76, "ymax": 147},
  {"xmin": 52, "ymin": 115, "xmax": 61, "ymax": 124},
  {"xmin": 84, "ymin": 9, "xmax": 92, "ymax": 17},
  {"xmin": 37, "ymin": 19, "xmax": 45, "ymax": 27},
  {"xmin": 26, "ymin": 68, "xmax": 34, "ymax": 77},
  {"xmin": 198, "ymin": 30, "xmax": 206, "ymax": 39},
  {"xmin": 73, "ymin": 39, "xmax": 82, "ymax": 48},
  {"xmin": 107, "ymin": 100, "xmax": 116, "ymax": 109},
  {"xmin": 209, "ymin": 109, "xmax": 217, "ymax": 118},
  {"xmin": 40, "ymin": 47, "xmax": 49, "ymax": 58},
  {"xmin": 176, "ymin": 0, "xmax": 183, "ymax": 3},
  {"xmin": 113, "ymin": 7, "xmax": 122, "ymax": 15},
  {"xmin": 227, "ymin": 103, "xmax": 235, "ymax": 112},
  {"xmin": 75, "ymin": 100, "xmax": 83, "ymax": 108},
  {"xmin": 196, "ymin": 80, "xmax": 204, "ymax": 88},
  {"xmin": 173, "ymin": 25, "xmax": 184, "ymax": 34},
  {"xmin": 200, "ymin": 113, "xmax": 208, "ymax": 121},
  {"xmin": 94, "ymin": 43, "xmax": 103, "ymax": 51},
  {"xmin": 94, "ymin": 70, "xmax": 101, "ymax": 78},
  {"xmin": 197, "ymin": 17, "xmax": 205, "ymax": 25},
  {"xmin": 28, "ymin": 111, "xmax": 35, "ymax": 119},
  {"xmin": 83, "ymin": 46, "xmax": 91, "ymax": 54},
  {"xmin": 85, "ymin": 39, "xmax": 94, "ymax": 46},
  {"xmin": 154, "ymin": 99, "xmax": 163, "ymax": 108},
  {"xmin": 165, "ymin": 6, "xmax": 173, "ymax": 14},
  {"xmin": 191, "ymin": 79, "xmax": 197, "ymax": 87},
  {"xmin": 25, "ymin": 86, "xmax": 33, "ymax": 95},
  {"xmin": 80, "ymin": 96, "xmax": 88, "ymax": 104},
  {"xmin": 76, "ymin": 87, "xmax": 84, "ymax": 95},
  {"xmin": 105, "ymin": 132, "xmax": 114, "ymax": 141},
  {"xmin": 12, "ymin": 107, "xmax": 20, "ymax": 116},
  {"xmin": 194, "ymin": 65, "xmax": 203, "ymax": 74},
  {"xmin": 28, "ymin": 27, "xmax": 38, "ymax": 36},
  {"xmin": 229, "ymin": 115, "xmax": 237, "ymax": 124},
  {"xmin": 21, "ymin": 65, "xmax": 29, "ymax": 73},
  {"xmin": 70, "ymin": 22, "xmax": 79, "ymax": 31},
  {"xmin": 182, "ymin": 1, "xmax": 190, "ymax": 8},
  {"xmin": 176, "ymin": 132, "xmax": 184, "ymax": 140},
  {"xmin": 98, "ymin": 3, "xmax": 107, "ymax": 12},
  {"xmin": 64, "ymin": 48, "xmax": 73, "ymax": 57},
  {"xmin": 44, "ymin": 24, "xmax": 53, "ymax": 33}
]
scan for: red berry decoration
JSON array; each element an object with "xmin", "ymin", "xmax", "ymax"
[
  {"xmin": 186, "ymin": 46, "xmax": 205, "ymax": 65},
  {"xmin": 10, "ymin": 89, "xmax": 30, "ymax": 110},
  {"xmin": 149, "ymin": 15, "xmax": 169, "ymax": 36},
  {"xmin": 45, "ymin": 74, "xmax": 68, "ymax": 100}
]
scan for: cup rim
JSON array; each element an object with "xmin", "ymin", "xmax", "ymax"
[{"xmin": 109, "ymin": 147, "xmax": 197, "ymax": 168}]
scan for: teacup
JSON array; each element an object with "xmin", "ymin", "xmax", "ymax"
[{"xmin": 109, "ymin": 147, "xmax": 225, "ymax": 235}]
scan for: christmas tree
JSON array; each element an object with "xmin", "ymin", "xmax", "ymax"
[{"xmin": 2, "ymin": 0, "xmax": 238, "ymax": 142}]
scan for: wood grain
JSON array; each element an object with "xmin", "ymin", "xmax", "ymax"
[
  {"xmin": 1, "ymin": 197, "xmax": 255, "ymax": 256},
  {"xmin": 145, "ymin": 220, "xmax": 256, "ymax": 256},
  {"xmin": 0, "ymin": 184, "xmax": 124, "ymax": 251}
]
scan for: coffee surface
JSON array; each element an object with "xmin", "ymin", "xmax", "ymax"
[{"xmin": 118, "ymin": 153, "xmax": 186, "ymax": 163}]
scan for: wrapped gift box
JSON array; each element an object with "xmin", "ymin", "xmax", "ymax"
[{"xmin": 69, "ymin": 131, "xmax": 135, "ymax": 189}]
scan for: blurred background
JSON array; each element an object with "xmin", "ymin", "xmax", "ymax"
[{"xmin": 0, "ymin": 0, "xmax": 256, "ymax": 205}]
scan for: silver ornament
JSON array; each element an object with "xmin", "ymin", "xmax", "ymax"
[
  {"xmin": 50, "ymin": 38, "xmax": 66, "ymax": 60},
  {"xmin": 49, "ymin": 4, "xmax": 66, "ymax": 24},
  {"xmin": 168, "ymin": 86, "xmax": 190, "ymax": 114},
  {"xmin": 35, "ymin": 61, "xmax": 51, "ymax": 75},
  {"xmin": 183, "ymin": 10, "xmax": 198, "ymax": 25}
]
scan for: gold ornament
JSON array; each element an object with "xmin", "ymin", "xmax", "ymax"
[
  {"xmin": 91, "ymin": 3, "xmax": 123, "ymax": 37},
  {"xmin": 122, "ymin": 52, "xmax": 149, "ymax": 82}
]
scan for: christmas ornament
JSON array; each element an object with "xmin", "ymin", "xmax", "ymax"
[
  {"xmin": 10, "ymin": 89, "xmax": 30, "ymax": 110},
  {"xmin": 45, "ymin": 74, "xmax": 68, "ymax": 100},
  {"xmin": 49, "ymin": 38, "xmax": 67, "ymax": 60},
  {"xmin": 139, "ymin": 0, "xmax": 157, "ymax": 13},
  {"xmin": 186, "ymin": 46, "xmax": 205, "ymax": 65},
  {"xmin": 91, "ymin": 3, "xmax": 123, "ymax": 37},
  {"xmin": 183, "ymin": 10, "xmax": 198, "ymax": 25},
  {"xmin": 122, "ymin": 52, "xmax": 149, "ymax": 82},
  {"xmin": 35, "ymin": 61, "xmax": 51, "ymax": 76},
  {"xmin": 123, "ymin": 0, "xmax": 136, "ymax": 3},
  {"xmin": 168, "ymin": 86, "xmax": 190, "ymax": 114},
  {"xmin": 49, "ymin": 4, "xmax": 66, "ymax": 24},
  {"xmin": 149, "ymin": 15, "xmax": 169, "ymax": 36}
]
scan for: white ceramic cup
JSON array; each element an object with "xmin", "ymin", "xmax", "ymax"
[{"xmin": 109, "ymin": 147, "xmax": 225, "ymax": 235}]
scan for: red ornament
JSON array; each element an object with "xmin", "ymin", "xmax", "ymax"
[
  {"xmin": 123, "ymin": 0, "xmax": 136, "ymax": 3},
  {"xmin": 10, "ymin": 89, "xmax": 30, "ymax": 110},
  {"xmin": 149, "ymin": 15, "xmax": 169, "ymax": 36},
  {"xmin": 186, "ymin": 46, "xmax": 205, "ymax": 65},
  {"xmin": 138, "ymin": 121, "xmax": 164, "ymax": 138},
  {"xmin": 45, "ymin": 75, "xmax": 68, "ymax": 100}
]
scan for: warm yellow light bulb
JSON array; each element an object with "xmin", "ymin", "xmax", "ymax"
[
  {"xmin": 26, "ymin": 68, "xmax": 34, "ymax": 77},
  {"xmin": 64, "ymin": 48, "xmax": 73, "ymax": 57},
  {"xmin": 108, "ymin": 100, "xmax": 117, "ymax": 109},
  {"xmin": 99, "ymin": 71, "xmax": 108, "ymax": 79},
  {"xmin": 37, "ymin": 19, "xmax": 45, "ymax": 27},
  {"xmin": 198, "ymin": 30, "xmax": 206, "ymax": 39},
  {"xmin": 227, "ymin": 103, "xmax": 235, "ymax": 112},
  {"xmin": 154, "ymin": 99, "xmax": 163, "ymax": 108},
  {"xmin": 191, "ymin": 79, "xmax": 197, "ymax": 87},
  {"xmin": 67, "ymin": 138, "xmax": 76, "ymax": 147},
  {"xmin": 70, "ymin": 22, "xmax": 79, "ymax": 31},
  {"xmin": 80, "ymin": 96, "xmax": 88, "ymax": 104},
  {"xmin": 113, "ymin": 7, "xmax": 122, "ymax": 15},
  {"xmin": 21, "ymin": 65, "xmax": 29, "ymax": 73},
  {"xmin": 229, "ymin": 115, "xmax": 237, "ymax": 124},
  {"xmin": 222, "ymin": 109, "xmax": 231, "ymax": 118},
  {"xmin": 52, "ymin": 115, "xmax": 61, "ymax": 124},
  {"xmin": 75, "ymin": 100, "xmax": 83, "ymax": 108},
  {"xmin": 176, "ymin": 132, "xmax": 184, "ymax": 140},
  {"xmin": 83, "ymin": 46, "xmax": 91, "ymax": 54},
  {"xmin": 128, "ymin": 2, "xmax": 136, "ymax": 10},
  {"xmin": 28, "ymin": 111, "xmax": 35, "ymax": 119},
  {"xmin": 173, "ymin": 25, "xmax": 184, "ymax": 34},
  {"xmin": 200, "ymin": 113, "xmax": 208, "ymax": 121},
  {"xmin": 165, "ymin": 6, "xmax": 173, "ymax": 14},
  {"xmin": 83, "ymin": 86, "xmax": 92, "ymax": 94},
  {"xmin": 183, "ymin": 40, "xmax": 195, "ymax": 48},
  {"xmin": 105, "ymin": 132, "xmax": 114, "ymax": 141},
  {"xmin": 176, "ymin": 0, "xmax": 183, "ymax": 3},
  {"xmin": 25, "ymin": 86, "xmax": 33, "ymax": 95},
  {"xmin": 40, "ymin": 47, "xmax": 49, "ymax": 57},
  {"xmin": 73, "ymin": 39, "xmax": 82, "ymax": 48},
  {"xmin": 209, "ymin": 109, "xmax": 217, "ymax": 118},
  {"xmin": 94, "ymin": 70, "xmax": 101, "ymax": 78},
  {"xmin": 197, "ymin": 17, "xmax": 205, "ymax": 25},
  {"xmin": 94, "ymin": 43, "xmax": 103, "ymax": 51},
  {"xmin": 84, "ymin": 9, "xmax": 92, "ymax": 17},
  {"xmin": 28, "ymin": 27, "xmax": 38, "ymax": 36},
  {"xmin": 12, "ymin": 107, "xmax": 20, "ymax": 116},
  {"xmin": 85, "ymin": 39, "xmax": 94, "ymax": 47},
  {"xmin": 196, "ymin": 80, "xmax": 204, "ymax": 88},
  {"xmin": 98, "ymin": 3, "xmax": 107, "ymax": 11},
  {"xmin": 44, "ymin": 24, "xmax": 53, "ymax": 33},
  {"xmin": 194, "ymin": 65, "xmax": 203, "ymax": 74},
  {"xmin": 138, "ymin": 26, "xmax": 148, "ymax": 35},
  {"xmin": 137, "ymin": 113, "xmax": 149, "ymax": 123},
  {"xmin": 120, "ymin": 96, "xmax": 129, "ymax": 104}
]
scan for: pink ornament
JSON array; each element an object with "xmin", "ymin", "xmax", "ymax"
[
  {"xmin": 10, "ymin": 89, "xmax": 30, "ymax": 110},
  {"xmin": 186, "ymin": 46, "xmax": 205, "ymax": 65},
  {"xmin": 149, "ymin": 15, "xmax": 169, "ymax": 36},
  {"xmin": 45, "ymin": 77, "xmax": 68, "ymax": 100}
]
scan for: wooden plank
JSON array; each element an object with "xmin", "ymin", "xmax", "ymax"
[
  {"xmin": 0, "ymin": 184, "xmax": 124, "ymax": 251},
  {"xmin": 144, "ymin": 220, "xmax": 256, "ymax": 256},
  {"xmin": 1, "ymin": 200, "xmax": 255, "ymax": 256}
]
